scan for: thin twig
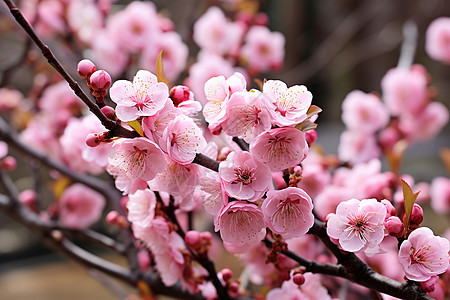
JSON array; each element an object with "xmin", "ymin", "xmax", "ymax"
[{"xmin": 2, "ymin": 0, "xmax": 137, "ymax": 139}]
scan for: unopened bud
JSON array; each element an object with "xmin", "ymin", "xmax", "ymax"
[
  {"xmin": 85, "ymin": 133, "xmax": 100, "ymax": 147},
  {"xmin": 381, "ymin": 199, "xmax": 396, "ymax": 218},
  {"xmin": 101, "ymin": 105, "xmax": 115, "ymax": 119},
  {"xmin": 19, "ymin": 189, "xmax": 37, "ymax": 209},
  {"xmin": 106, "ymin": 211, "xmax": 119, "ymax": 224},
  {"xmin": 77, "ymin": 59, "xmax": 96, "ymax": 78},
  {"xmin": 385, "ymin": 216, "xmax": 404, "ymax": 237},
  {"xmin": 90, "ymin": 70, "xmax": 111, "ymax": 91},
  {"xmin": 292, "ymin": 273, "xmax": 305, "ymax": 286},
  {"xmin": 254, "ymin": 12, "xmax": 269, "ymax": 26},
  {"xmin": 185, "ymin": 230, "xmax": 202, "ymax": 250},
  {"xmin": 170, "ymin": 85, "xmax": 192, "ymax": 107},
  {"xmin": 420, "ymin": 275, "xmax": 438, "ymax": 293},
  {"xmin": 409, "ymin": 204, "xmax": 423, "ymax": 225},
  {"xmin": 228, "ymin": 282, "xmax": 239, "ymax": 293},
  {"xmin": 305, "ymin": 129, "xmax": 317, "ymax": 146},
  {"xmin": 2, "ymin": 156, "xmax": 16, "ymax": 171},
  {"xmin": 221, "ymin": 268, "xmax": 233, "ymax": 282}
]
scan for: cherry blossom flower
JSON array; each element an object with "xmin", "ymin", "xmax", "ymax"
[
  {"xmin": 148, "ymin": 157, "xmax": 201, "ymax": 197},
  {"xmin": 250, "ymin": 127, "xmax": 309, "ymax": 171},
  {"xmin": 341, "ymin": 90, "xmax": 389, "ymax": 133},
  {"xmin": 140, "ymin": 31, "xmax": 188, "ymax": 82},
  {"xmin": 160, "ymin": 115, "xmax": 207, "ymax": 165},
  {"xmin": 263, "ymin": 80, "xmax": 312, "ymax": 127},
  {"xmin": 241, "ymin": 26, "xmax": 285, "ymax": 74},
  {"xmin": 327, "ymin": 198, "xmax": 387, "ymax": 252},
  {"xmin": 222, "ymin": 90, "xmax": 273, "ymax": 143},
  {"xmin": 338, "ymin": 130, "xmax": 381, "ymax": 165},
  {"xmin": 67, "ymin": 0, "xmax": 102, "ymax": 44},
  {"xmin": 398, "ymin": 227, "xmax": 450, "ymax": 282},
  {"xmin": 58, "ymin": 184, "xmax": 105, "ymax": 229},
  {"xmin": 430, "ymin": 177, "xmax": 450, "ymax": 214},
  {"xmin": 187, "ymin": 53, "xmax": 234, "ymax": 104},
  {"xmin": 110, "ymin": 70, "xmax": 169, "ymax": 122},
  {"xmin": 90, "ymin": 29, "xmax": 128, "ymax": 77},
  {"xmin": 0, "ymin": 88, "xmax": 22, "ymax": 111},
  {"xmin": 107, "ymin": 164, "xmax": 148, "ymax": 195},
  {"xmin": 218, "ymin": 151, "xmax": 272, "ymax": 201},
  {"xmin": 196, "ymin": 171, "xmax": 228, "ymax": 216},
  {"xmin": 132, "ymin": 217, "xmax": 170, "ymax": 255},
  {"xmin": 108, "ymin": 137, "xmax": 166, "ymax": 181},
  {"xmin": 106, "ymin": 1, "xmax": 158, "ymax": 52},
  {"xmin": 381, "ymin": 67, "xmax": 428, "ymax": 117},
  {"xmin": 60, "ymin": 115, "xmax": 111, "ymax": 175},
  {"xmin": 266, "ymin": 273, "xmax": 332, "ymax": 300},
  {"xmin": 142, "ymin": 100, "xmax": 177, "ymax": 145},
  {"xmin": 215, "ymin": 201, "xmax": 266, "ymax": 254},
  {"xmin": 126, "ymin": 189, "xmax": 157, "ymax": 227},
  {"xmin": 262, "ymin": 187, "xmax": 314, "ymax": 239},
  {"xmin": 426, "ymin": 17, "xmax": 450, "ymax": 64},
  {"xmin": 203, "ymin": 72, "xmax": 247, "ymax": 133},
  {"xmin": 193, "ymin": 6, "xmax": 243, "ymax": 55}
]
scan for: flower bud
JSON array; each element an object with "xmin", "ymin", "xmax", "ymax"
[
  {"xmin": 138, "ymin": 250, "xmax": 151, "ymax": 271},
  {"xmin": 120, "ymin": 196, "xmax": 129, "ymax": 214},
  {"xmin": 420, "ymin": 275, "xmax": 438, "ymax": 293},
  {"xmin": 85, "ymin": 133, "xmax": 100, "ymax": 147},
  {"xmin": 101, "ymin": 105, "xmax": 116, "ymax": 119},
  {"xmin": 106, "ymin": 210, "xmax": 119, "ymax": 225},
  {"xmin": 170, "ymin": 85, "xmax": 192, "ymax": 107},
  {"xmin": 90, "ymin": 70, "xmax": 111, "ymax": 91},
  {"xmin": 381, "ymin": 199, "xmax": 396, "ymax": 218},
  {"xmin": 228, "ymin": 282, "xmax": 239, "ymax": 293},
  {"xmin": 221, "ymin": 268, "xmax": 233, "ymax": 282},
  {"xmin": 293, "ymin": 273, "xmax": 305, "ymax": 286},
  {"xmin": 1, "ymin": 156, "xmax": 17, "ymax": 171},
  {"xmin": 185, "ymin": 230, "xmax": 202, "ymax": 250},
  {"xmin": 305, "ymin": 129, "xmax": 317, "ymax": 146},
  {"xmin": 410, "ymin": 203, "xmax": 424, "ymax": 225},
  {"xmin": 385, "ymin": 216, "xmax": 404, "ymax": 237},
  {"xmin": 19, "ymin": 189, "xmax": 37, "ymax": 209},
  {"xmin": 77, "ymin": 59, "xmax": 96, "ymax": 78}
]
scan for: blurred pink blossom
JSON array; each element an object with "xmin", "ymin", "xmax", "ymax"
[
  {"xmin": 59, "ymin": 183, "xmax": 105, "ymax": 229},
  {"xmin": 430, "ymin": 177, "xmax": 450, "ymax": 214},
  {"xmin": 426, "ymin": 17, "xmax": 450, "ymax": 64},
  {"xmin": 126, "ymin": 189, "xmax": 156, "ymax": 227}
]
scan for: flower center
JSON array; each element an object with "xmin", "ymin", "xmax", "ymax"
[{"xmin": 233, "ymin": 167, "xmax": 255, "ymax": 185}]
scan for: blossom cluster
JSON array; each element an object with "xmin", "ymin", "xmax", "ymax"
[{"xmin": 1, "ymin": 2, "xmax": 450, "ymax": 300}]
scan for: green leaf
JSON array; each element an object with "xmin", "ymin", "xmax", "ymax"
[
  {"xmin": 128, "ymin": 120, "xmax": 144, "ymax": 137},
  {"xmin": 156, "ymin": 50, "xmax": 169, "ymax": 86},
  {"xmin": 401, "ymin": 178, "xmax": 420, "ymax": 237}
]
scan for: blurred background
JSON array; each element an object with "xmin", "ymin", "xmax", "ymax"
[{"xmin": 0, "ymin": 0, "xmax": 449, "ymax": 299}]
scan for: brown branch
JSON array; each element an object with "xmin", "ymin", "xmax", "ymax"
[
  {"xmin": 2, "ymin": 0, "xmax": 137, "ymax": 139},
  {"xmin": 192, "ymin": 153, "xmax": 220, "ymax": 172}
]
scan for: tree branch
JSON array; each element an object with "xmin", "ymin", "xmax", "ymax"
[{"xmin": 2, "ymin": 0, "xmax": 137, "ymax": 139}]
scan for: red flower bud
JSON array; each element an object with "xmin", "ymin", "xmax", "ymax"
[
  {"xmin": 77, "ymin": 59, "xmax": 96, "ymax": 78},
  {"xmin": 90, "ymin": 70, "xmax": 111, "ymax": 91}
]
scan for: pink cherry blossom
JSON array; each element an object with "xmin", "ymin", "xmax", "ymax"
[
  {"xmin": 60, "ymin": 115, "xmax": 111, "ymax": 175},
  {"xmin": 262, "ymin": 187, "xmax": 314, "ymax": 239},
  {"xmin": 262, "ymin": 80, "xmax": 312, "ymax": 127},
  {"xmin": 132, "ymin": 217, "xmax": 170, "ymax": 255},
  {"xmin": 222, "ymin": 91, "xmax": 273, "ymax": 143},
  {"xmin": 381, "ymin": 67, "xmax": 428, "ymax": 117},
  {"xmin": 193, "ymin": 6, "xmax": 243, "ymax": 55},
  {"xmin": 90, "ymin": 29, "xmax": 128, "ymax": 77},
  {"xmin": 140, "ymin": 31, "xmax": 188, "ymax": 82},
  {"xmin": 203, "ymin": 72, "xmax": 247, "ymax": 133},
  {"xmin": 249, "ymin": 127, "xmax": 309, "ymax": 171},
  {"xmin": 426, "ymin": 17, "xmax": 450, "ymax": 64},
  {"xmin": 160, "ymin": 115, "xmax": 207, "ymax": 165},
  {"xmin": 186, "ymin": 53, "xmax": 234, "ymax": 105},
  {"xmin": 266, "ymin": 273, "xmax": 332, "ymax": 300},
  {"xmin": 327, "ymin": 198, "xmax": 387, "ymax": 252},
  {"xmin": 218, "ymin": 151, "xmax": 272, "ymax": 202},
  {"xmin": 107, "ymin": 164, "xmax": 148, "ymax": 195},
  {"xmin": 338, "ymin": 130, "xmax": 381, "ymax": 165},
  {"xmin": 148, "ymin": 157, "xmax": 201, "ymax": 197},
  {"xmin": 296, "ymin": 163, "xmax": 330, "ymax": 199},
  {"xmin": 196, "ymin": 171, "xmax": 229, "ymax": 216},
  {"xmin": 126, "ymin": 189, "xmax": 156, "ymax": 227},
  {"xmin": 110, "ymin": 70, "xmax": 169, "ymax": 122},
  {"xmin": 430, "ymin": 177, "xmax": 450, "ymax": 214},
  {"xmin": 0, "ymin": 141, "xmax": 8, "ymax": 159},
  {"xmin": 106, "ymin": 1, "xmax": 158, "ymax": 52},
  {"xmin": 341, "ymin": 90, "xmax": 389, "ymax": 133},
  {"xmin": 142, "ymin": 100, "xmax": 178, "ymax": 145},
  {"xmin": 215, "ymin": 201, "xmax": 266, "ymax": 254},
  {"xmin": 108, "ymin": 137, "xmax": 166, "ymax": 181},
  {"xmin": 154, "ymin": 232, "xmax": 185, "ymax": 286},
  {"xmin": 58, "ymin": 183, "xmax": 105, "ymax": 229},
  {"xmin": 398, "ymin": 227, "xmax": 450, "ymax": 282},
  {"xmin": 0, "ymin": 88, "xmax": 22, "ymax": 111},
  {"xmin": 67, "ymin": 0, "xmax": 103, "ymax": 44},
  {"xmin": 313, "ymin": 186, "xmax": 352, "ymax": 220},
  {"xmin": 241, "ymin": 26, "xmax": 285, "ymax": 73}
]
